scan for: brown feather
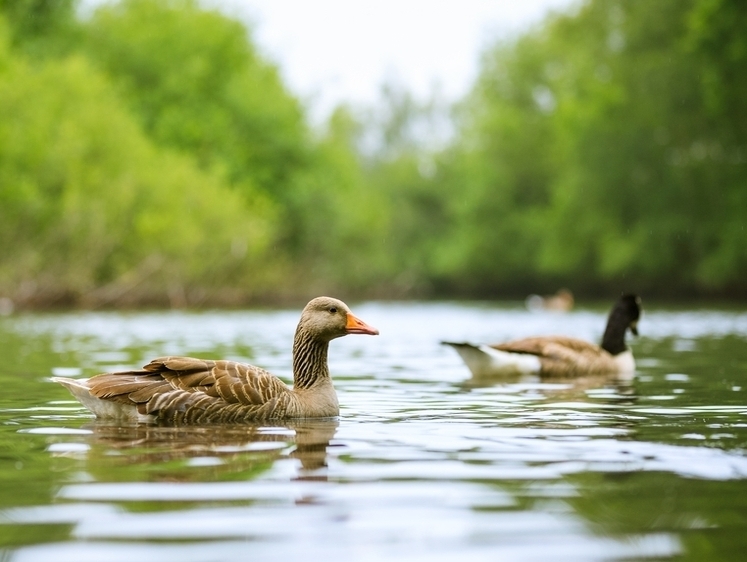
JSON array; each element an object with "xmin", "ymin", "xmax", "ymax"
[
  {"xmin": 493, "ymin": 337, "xmax": 620, "ymax": 378},
  {"xmin": 493, "ymin": 336, "xmax": 603, "ymax": 357}
]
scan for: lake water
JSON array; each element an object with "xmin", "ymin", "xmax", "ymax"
[{"xmin": 1, "ymin": 300, "xmax": 747, "ymax": 561}]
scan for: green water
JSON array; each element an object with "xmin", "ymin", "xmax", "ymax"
[{"xmin": 1, "ymin": 303, "xmax": 746, "ymax": 561}]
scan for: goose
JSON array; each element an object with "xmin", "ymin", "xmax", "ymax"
[
  {"xmin": 53, "ymin": 296, "xmax": 379, "ymax": 423},
  {"xmin": 525, "ymin": 288, "xmax": 574, "ymax": 312},
  {"xmin": 443, "ymin": 294, "xmax": 641, "ymax": 378}
]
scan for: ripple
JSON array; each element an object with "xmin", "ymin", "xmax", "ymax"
[
  {"xmin": 19, "ymin": 427, "xmax": 93, "ymax": 435},
  {"xmin": 47, "ymin": 443, "xmax": 90, "ymax": 454}
]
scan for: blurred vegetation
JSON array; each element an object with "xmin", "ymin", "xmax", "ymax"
[{"xmin": 0, "ymin": 0, "xmax": 745, "ymax": 308}]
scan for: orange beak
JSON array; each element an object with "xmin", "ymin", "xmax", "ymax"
[{"xmin": 345, "ymin": 312, "xmax": 379, "ymax": 335}]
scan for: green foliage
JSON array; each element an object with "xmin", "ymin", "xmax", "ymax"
[
  {"xmin": 0, "ymin": 0, "xmax": 80, "ymax": 57},
  {"xmin": 435, "ymin": 0, "xmax": 747, "ymax": 296},
  {"xmin": 290, "ymin": 108, "xmax": 389, "ymax": 293},
  {"xmin": 0, "ymin": 0, "xmax": 745, "ymax": 306},
  {"xmin": 79, "ymin": 0, "xmax": 382, "ymax": 296},
  {"xmin": 0, "ymin": 18, "xmax": 277, "ymax": 305},
  {"xmin": 436, "ymin": 33, "xmax": 556, "ymax": 294},
  {"xmin": 83, "ymin": 0, "xmax": 307, "ymax": 196}
]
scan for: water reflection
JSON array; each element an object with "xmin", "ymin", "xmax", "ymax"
[
  {"xmin": 47, "ymin": 418, "xmax": 339, "ymax": 480},
  {"xmin": 459, "ymin": 371, "xmax": 637, "ymax": 405}
]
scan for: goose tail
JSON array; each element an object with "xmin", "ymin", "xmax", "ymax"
[{"xmin": 52, "ymin": 377, "xmax": 145, "ymax": 421}]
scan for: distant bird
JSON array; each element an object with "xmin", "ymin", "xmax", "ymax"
[
  {"xmin": 54, "ymin": 297, "xmax": 379, "ymax": 422},
  {"xmin": 443, "ymin": 294, "xmax": 641, "ymax": 378},
  {"xmin": 0, "ymin": 297, "xmax": 13, "ymax": 316},
  {"xmin": 525, "ymin": 288, "xmax": 574, "ymax": 312}
]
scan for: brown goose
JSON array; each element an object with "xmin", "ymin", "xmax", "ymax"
[
  {"xmin": 54, "ymin": 297, "xmax": 378, "ymax": 422},
  {"xmin": 443, "ymin": 294, "xmax": 641, "ymax": 378},
  {"xmin": 525, "ymin": 288, "xmax": 574, "ymax": 312}
]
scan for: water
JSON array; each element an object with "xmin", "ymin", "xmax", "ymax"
[{"xmin": 1, "ymin": 301, "xmax": 747, "ymax": 561}]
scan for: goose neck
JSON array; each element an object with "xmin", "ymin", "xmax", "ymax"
[
  {"xmin": 292, "ymin": 326, "xmax": 330, "ymax": 390},
  {"xmin": 600, "ymin": 308, "xmax": 629, "ymax": 355}
]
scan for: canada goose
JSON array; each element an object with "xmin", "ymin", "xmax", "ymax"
[
  {"xmin": 53, "ymin": 297, "xmax": 379, "ymax": 422},
  {"xmin": 443, "ymin": 294, "xmax": 641, "ymax": 378},
  {"xmin": 525, "ymin": 288, "xmax": 574, "ymax": 312}
]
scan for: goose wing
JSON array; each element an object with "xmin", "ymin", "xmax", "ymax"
[
  {"xmin": 87, "ymin": 356, "xmax": 291, "ymax": 418},
  {"xmin": 492, "ymin": 336, "xmax": 603, "ymax": 357},
  {"xmin": 493, "ymin": 337, "xmax": 611, "ymax": 377}
]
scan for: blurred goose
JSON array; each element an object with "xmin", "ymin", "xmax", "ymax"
[
  {"xmin": 525, "ymin": 288, "xmax": 574, "ymax": 312},
  {"xmin": 443, "ymin": 294, "xmax": 641, "ymax": 378},
  {"xmin": 54, "ymin": 297, "xmax": 378, "ymax": 422}
]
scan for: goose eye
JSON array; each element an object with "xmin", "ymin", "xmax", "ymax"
[{"xmin": 329, "ymin": 307, "xmax": 337, "ymax": 314}]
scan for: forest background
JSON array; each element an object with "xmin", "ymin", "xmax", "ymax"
[{"xmin": 0, "ymin": 0, "xmax": 745, "ymax": 308}]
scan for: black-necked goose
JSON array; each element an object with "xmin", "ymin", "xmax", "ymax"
[
  {"xmin": 443, "ymin": 294, "xmax": 641, "ymax": 378},
  {"xmin": 54, "ymin": 297, "xmax": 379, "ymax": 422}
]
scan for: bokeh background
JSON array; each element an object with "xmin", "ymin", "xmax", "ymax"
[{"xmin": 1, "ymin": 0, "xmax": 745, "ymax": 308}]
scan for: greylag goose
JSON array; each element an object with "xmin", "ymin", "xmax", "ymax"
[
  {"xmin": 443, "ymin": 294, "xmax": 641, "ymax": 378},
  {"xmin": 54, "ymin": 297, "xmax": 378, "ymax": 422}
]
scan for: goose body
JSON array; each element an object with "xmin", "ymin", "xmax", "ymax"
[
  {"xmin": 444, "ymin": 294, "xmax": 641, "ymax": 378},
  {"xmin": 54, "ymin": 297, "xmax": 378, "ymax": 423}
]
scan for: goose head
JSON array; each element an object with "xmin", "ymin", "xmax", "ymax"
[{"xmin": 298, "ymin": 296, "xmax": 379, "ymax": 342}]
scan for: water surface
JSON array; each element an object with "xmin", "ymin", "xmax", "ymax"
[{"xmin": 1, "ymin": 301, "xmax": 747, "ymax": 561}]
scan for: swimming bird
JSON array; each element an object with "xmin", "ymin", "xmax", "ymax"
[
  {"xmin": 53, "ymin": 296, "xmax": 379, "ymax": 423},
  {"xmin": 443, "ymin": 294, "xmax": 641, "ymax": 378},
  {"xmin": 525, "ymin": 288, "xmax": 574, "ymax": 312}
]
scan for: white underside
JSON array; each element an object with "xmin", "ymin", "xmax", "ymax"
[
  {"xmin": 445, "ymin": 343, "xmax": 542, "ymax": 377},
  {"xmin": 610, "ymin": 350, "xmax": 636, "ymax": 379},
  {"xmin": 52, "ymin": 377, "xmax": 154, "ymax": 422}
]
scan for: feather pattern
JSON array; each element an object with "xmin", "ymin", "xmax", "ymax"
[
  {"xmin": 493, "ymin": 338, "xmax": 626, "ymax": 377},
  {"xmin": 54, "ymin": 297, "xmax": 378, "ymax": 423}
]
